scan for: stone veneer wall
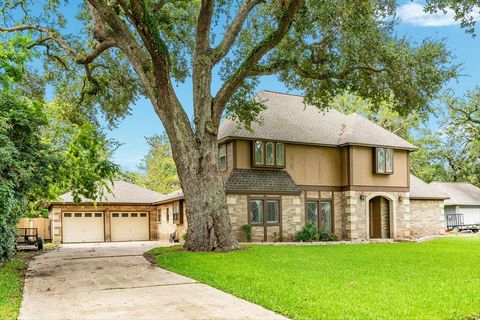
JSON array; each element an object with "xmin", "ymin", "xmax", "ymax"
[
  {"xmin": 409, "ymin": 199, "xmax": 445, "ymax": 238},
  {"xmin": 341, "ymin": 191, "xmax": 410, "ymax": 240},
  {"xmin": 227, "ymin": 191, "xmax": 340, "ymax": 242},
  {"xmin": 281, "ymin": 194, "xmax": 304, "ymax": 241}
]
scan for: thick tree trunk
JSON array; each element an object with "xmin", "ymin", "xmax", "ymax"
[{"xmin": 170, "ymin": 128, "xmax": 239, "ymax": 252}]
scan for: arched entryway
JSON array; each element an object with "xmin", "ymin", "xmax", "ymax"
[{"xmin": 368, "ymin": 196, "xmax": 391, "ymax": 239}]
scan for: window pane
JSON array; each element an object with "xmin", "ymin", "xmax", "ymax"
[
  {"xmin": 377, "ymin": 148, "xmax": 385, "ymax": 173},
  {"xmin": 319, "ymin": 202, "xmax": 332, "ymax": 232},
  {"xmin": 94, "ymin": 213, "xmax": 102, "ymax": 218},
  {"xmin": 276, "ymin": 143, "xmax": 285, "ymax": 166},
  {"xmin": 158, "ymin": 209, "xmax": 162, "ymax": 222},
  {"xmin": 266, "ymin": 200, "xmax": 279, "ymax": 223},
  {"xmin": 254, "ymin": 141, "xmax": 264, "ymax": 165},
  {"xmin": 250, "ymin": 200, "xmax": 263, "ymax": 223},
  {"xmin": 84, "ymin": 213, "xmax": 92, "ymax": 217},
  {"xmin": 385, "ymin": 149, "xmax": 393, "ymax": 173},
  {"xmin": 306, "ymin": 202, "xmax": 318, "ymax": 226},
  {"xmin": 265, "ymin": 142, "xmax": 274, "ymax": 165},
  {"xmin": 219, "ymin": 144, "xmax": 227, "ymax": 171},
  {"xmin": 131, "ymin": 213, "xmax": 138, "ymax": 217}
]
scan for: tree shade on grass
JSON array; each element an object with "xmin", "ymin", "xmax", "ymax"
[
  {"xmin": 0, "ymin": 253, "xmax": 31, "ymax": 320},
  {"xmin": 150, "ymin": 237, "xmax": 480, "ymax": 320}
]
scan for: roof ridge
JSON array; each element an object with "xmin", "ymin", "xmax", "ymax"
[{"xmin": 259, "ymin": 89, "xmax": 304, "ymax": 97}]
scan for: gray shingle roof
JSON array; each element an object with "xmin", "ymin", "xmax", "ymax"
[
  {"xmin": 218, "ymin": 90, "xmax": 417, "ymax": 150},
  {"xmin": 225, "ymin": 169, "xmax": 301, "ymax": 194},
  {"xmin": 154, "ymin": 189, "xmax": 184, "ymax": 204},
  {"xmin": 55, "ymin": 180, "xmax": 164, "ymax": 204},
  {"xmin": 430, "ymin": 182, "xmax": 480, "ymax": 206},
  {"xmin": 409, "ymin": 175, "xmax": 449, "ymax": 200}
]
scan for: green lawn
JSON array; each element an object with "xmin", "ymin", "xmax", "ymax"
[
  {"xmin": 150, "ymin": 237, "xmax": 480, "ymax": 320},
  {"xmin": 0, "ymin": 253, "xmax": 31, "ymax": 320}
]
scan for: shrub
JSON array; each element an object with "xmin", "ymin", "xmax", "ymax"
[
  {"xmin": 318, "ymin": 228, "xmax": 338, "ymax": 241},
  {"xmin": 182, "ymin": 232, "xmax": 188, "ymax": 241},
  {"xmin": 295, "ymin": 223, "xmax": 319, "ymax": 242},
  {"xmin": 241, "ymin": 224, "xmax": 252, "ymax": 242}
]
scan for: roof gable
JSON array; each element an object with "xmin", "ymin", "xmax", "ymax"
[{"xmin": 218, "ymin": 90, "xmax": 417, "ymax": 150}]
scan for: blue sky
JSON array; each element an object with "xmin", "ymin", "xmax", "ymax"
[{"xmin": 102, "ymin": 2, "xmax": 480, "ymax": 171}]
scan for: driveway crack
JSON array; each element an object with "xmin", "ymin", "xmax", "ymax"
[{"xmin": 100, "ymin": 282, "xmax": 199, "ymax": 291}]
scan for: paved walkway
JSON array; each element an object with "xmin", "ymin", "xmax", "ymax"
[{"xmin": 19, "ymin": 241, "xmax": 286, "ymax": 320}]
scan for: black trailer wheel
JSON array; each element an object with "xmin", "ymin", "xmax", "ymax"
[{"xmin": 36, "ymin": 236, "xmax": 44, "ymax": 250}]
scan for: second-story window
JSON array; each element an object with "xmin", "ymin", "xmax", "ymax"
[
  {"xmin": 375, "ymin": 147, "xmax": 394, "ymax": 174},
  {"xmin": 254, "ymin": 141, "xmax": 264, "ymax": 165},
  {"xmin": 253, "ymin": 141, "xmax": 285, "ymax": 168},
  {"xmin": 265, "ymin": 142, "xmax": 274, "ymax": 165},
  {"xmin": 276, "ymin": 143, "xmax": 285, "ymax": 166},
  {"xmin": 219, "ymin": 144, "xmax": 227, "ymax": 171}
]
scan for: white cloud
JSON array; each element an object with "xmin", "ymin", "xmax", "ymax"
[{"xmin": 396, "ymin": 2, "xmax": 475, "ymax": 27}]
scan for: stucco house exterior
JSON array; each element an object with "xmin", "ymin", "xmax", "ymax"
[
  {"xmin": 430, "ymin": 182, "xmax": 480, "ymax": 229},
  {"xmin": 49, "ymin": 91, "xmax": 448, "ymax": 243}
]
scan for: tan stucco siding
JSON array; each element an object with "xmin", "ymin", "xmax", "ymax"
[
  {"xmin": 236, "ymin": 140, "xmax": 250, "ymax": 169},
  {"xmin": 286, "ymin": 145, "xmax": 342, "ymax": 186},
  {"xmin": 340, "ymin": 147, "xmax": 349, "ymax": 186},
  {"xmin": 234, "ymin": 139, "xmax": 343, "ymax": 186},
  {"xmin": 351, "ymin": 146, "xmax": 408, "ymax": 187}
]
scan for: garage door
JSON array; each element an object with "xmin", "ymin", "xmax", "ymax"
[
  {"xmin": 62, "ymin": 212, "xmax": 104, "ymax": 243},
  {"xmin": 111, "ymin": 212, "xmax": 149, "ymax": 241}
]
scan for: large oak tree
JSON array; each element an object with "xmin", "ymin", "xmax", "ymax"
[{"xmin": 1, "ymin": 0, "xmax": 473, "ymax": 251}]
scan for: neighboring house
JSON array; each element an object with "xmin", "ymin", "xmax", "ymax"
[
  {"xmin": 430, "ymin": 182, "xmax": 480, "ymax": 228},
  {"xmin": 49, "ymin": 91, "xmax": 449, "ymax": 243}
]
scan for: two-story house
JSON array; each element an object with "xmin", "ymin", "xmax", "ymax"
[{"xmin": 49, "ymin": 91, "xmax": 448, "ymax": 244}]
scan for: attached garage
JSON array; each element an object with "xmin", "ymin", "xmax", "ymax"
[
  {"xmin": 49, "ymin": 181, "xmax": 163, "ymax": 244},
  {"xmin": 111, "ymin": 212, "xmax": 150, "ymax": 241},
  {"xmin": 62, "ymin": 212, "xmax": 104, "ymax": 243}
]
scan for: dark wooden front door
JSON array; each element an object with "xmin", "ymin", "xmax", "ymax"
[{"xmin": 369, "ymin": 197, "xmax": 382, "ymax": 238}]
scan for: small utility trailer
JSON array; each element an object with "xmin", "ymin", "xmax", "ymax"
[
  {"xmin": 448, "ymin": 224, "xmax": 480, "ymax": 233},
  {"xmin": 16, "ymin": 228, "xmax": 44, "ymax": 251}
]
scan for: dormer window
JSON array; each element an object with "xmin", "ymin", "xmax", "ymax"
[
  {"xmin": 375, "ymin": 147, "xmax": 394, "ymax": 174},
  {"xmin": 253, "ymin": 141, "xmax": 285, "ymax": 168}
]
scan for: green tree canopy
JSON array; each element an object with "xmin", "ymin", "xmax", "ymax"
[
  {"xmin": 123, "ymin": 134, "xmax": 180, "ymax": 194},
  {"xmin": 0, "ymin": 35, "xmax": 119, "ymax": 263}
]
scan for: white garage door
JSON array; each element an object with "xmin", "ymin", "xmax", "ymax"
[
  {"xmin": 111, "ymin": 212, "xmax": 149, "ymax": 241},
  {"xmin": 63, "ymin": 212, "xmax": 104, "ymax": 243},
  {"xmin": 459, "ymin": 207, "xmax": 480, "ymax": 225}
]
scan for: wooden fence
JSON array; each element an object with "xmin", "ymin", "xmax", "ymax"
[{"xmin": 17, "ymin": 218, "xmax": 52, "ymax": 240}]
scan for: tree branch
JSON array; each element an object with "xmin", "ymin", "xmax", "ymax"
[
  {"xmin": 0, "ymin": 24, "xmax": 77, "ymax": 56},
  {"xmin": 212, "ymin": 0, "xmax": 265, "ymax": 64},
  {"xmin": 76, "ymin": 40, "xmax": 115, "ymax": 65},
  {"xmin": 213, "ymin": 0, "xmax": 302, "ymax": 124}
]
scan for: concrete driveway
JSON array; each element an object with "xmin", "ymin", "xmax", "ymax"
[{"xmin": 19, "ymin": 242, "xmax": 286, "ymax": 320}]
